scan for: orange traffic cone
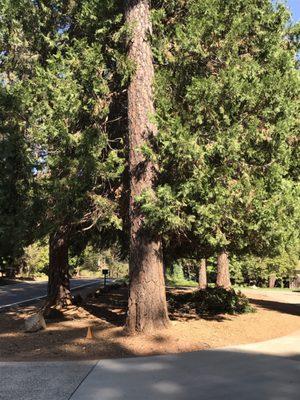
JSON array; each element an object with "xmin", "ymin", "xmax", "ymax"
[{"xmin": 86, "ymin": 326, "xmax": 94, "ymax": 340}]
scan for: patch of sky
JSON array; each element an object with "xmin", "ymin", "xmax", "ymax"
[
  {"xmin": 58, "ymin": 24, "xmax": 70, "ymax": 35},
  {"xmin": 274, "ymin": 0, "xmax": 300, "ymax": 22},
  {"xmin": 286, "ymin": 0, "xmax": 300, "ymax": 22}
]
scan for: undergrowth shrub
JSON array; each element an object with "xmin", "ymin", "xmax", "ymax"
[{"xmin": 168, "ymin": 287, "xmax": 255, "ymax": 317}]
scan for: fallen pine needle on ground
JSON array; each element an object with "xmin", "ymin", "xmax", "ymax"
[{"xmin": 0, "ymin": 287, "xmax": 299, "ymax": 361}]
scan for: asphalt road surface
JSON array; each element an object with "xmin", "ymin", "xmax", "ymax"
[{"xmin": 0, "ymin": 278, "xmax": 103, "ymax": 309}]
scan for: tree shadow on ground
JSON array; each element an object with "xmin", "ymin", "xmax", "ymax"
[
  {"xmin": 83, "ymin": 287, "xmax": 231, "ymax": 326},
  {"xmin": 1, "ymin": 287, "xmax": 299, "ymax": 363},
  {"xmin": 0, "ymin": 278, "xmax": 24, "ymax": 286},
  {"xmin": 0, "ymin": 287, "xmax": 223, "ymax": 362},
  {"xmin": 84, "ymin": 303, "xmax": 126, "ymax": 327},
  {"xmin": 249, "ymin": 298, "xmax": 300, "ymax": 317},
  {"xmin": 83, "ymin": 288, "xmax": 128, "ymax": 327},
  {"xmin": 69, "ymin": 350, "xmax": 300, "ymax": 400},
  {"xmin": 1, "ymin": 350, "xmax": 300, "ymax": 400},
  {"xmin": 169, "ymin": 313, "xmax": 230, "ymax": 322},
  {"xmin": 0, "ymin": 309, "xmax": 134, "ymax": 361}
]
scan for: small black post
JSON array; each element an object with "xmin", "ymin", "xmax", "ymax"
[{"xmin": 102, "ymin": 269, "xmax": 109, "ymax": 288}]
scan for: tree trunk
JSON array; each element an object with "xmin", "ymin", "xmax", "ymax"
[
  {"xmin": 216, "ymin": 250, "xmax": 231, "ymax": 289},
  {"xmin": 199, "ymin": 258, "xmax": 207, "ymax": 289},
  {"xmin": 46, "ymin": 226, "xmax": 72, "ymax": 309},
  {"xmin": 269, "ymin": 274, "xmax": 276, "ymax": 288},
  {"xmin": 124, "ymin": 0, "xmax": 169, "ymax": 334}
]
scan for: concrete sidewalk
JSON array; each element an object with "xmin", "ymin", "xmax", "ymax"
[
  {"xmin": 1, "ymin": 331, "xmax": 300, "ymax": 400},
  {"xmin": 69, "ymin": 330, "xmax": 300, "ymax": 400},
  {"xmin": 224, "ymin": 330, "xmax": 300, "ymax": 361},
  {"xmin": 70, "ymin": 340, "xmax": 300, "ymax": 400},
  {"xmin": 0, "ymin": 361, "xmax": 97, "ymax": 400}
]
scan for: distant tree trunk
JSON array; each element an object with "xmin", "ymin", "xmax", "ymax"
[
  {"xmin": 269, "ymin": 274, "xmax": 276, "ymax": 288},
  {"xmin": 216, "ymin": 250, "xmax": 231, "ymax": 289},
  {"xmin": 46, "ymin": 226, "xmax": 72, "ymax": 309},
  {"xmin": 124, "ymin": 0, "xmax": 169, "ymax": 334},
  {"xmin": 6, "ymin": 258, "xmax": 16, "ymax": 279},
  {"xmin": 199, "ymin": 258, "xmax": 207, "ymax": 289}
]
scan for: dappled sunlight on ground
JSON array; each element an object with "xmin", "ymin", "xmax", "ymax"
[{"xmin": 0, "ymin": 288, "xmax": 299, "ymax": 361}]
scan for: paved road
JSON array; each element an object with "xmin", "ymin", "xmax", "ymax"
[
  {"xmin": 241, "ymin": 288, "xmax": 300, "ymax": 305},
  {"xmin": 0, "ymin": 278, "xmax": 103, "ymax": 309}
]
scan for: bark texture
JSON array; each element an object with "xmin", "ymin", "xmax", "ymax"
[
  {"xmin": 125, "ymin": 0, "xmax": 169, "ymax": 334},
  {"xmin": 216, "ymin": 250, "xmax": 231, "ymax": 289},
  {"xmin": 46, "ymin": 226, "xmax": 72, "ymax": 308},
  {"xmin": 199, "ymin": 258, "xmax": 207, "ymax": 289},
  {"xmin": 269, "ymin": 274, "xmax": 276, "ymax": 288}
]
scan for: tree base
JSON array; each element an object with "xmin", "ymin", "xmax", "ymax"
[{"xmin": 124, "ymin": 315, "xmax": 170, "ymax": 335}]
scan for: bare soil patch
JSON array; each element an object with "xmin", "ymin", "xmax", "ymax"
[{"xmin": 0, "ymin": 287, "xmax": 299, "ymax": 361}]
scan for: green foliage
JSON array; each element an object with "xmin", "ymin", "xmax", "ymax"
[
  {"xmin": 0, "ymin": 72, "xmax": 34, "ymax": 269},
  {"xmin": 71, "ymin": 244, "xmax": 128, "ymax": 278},
  {"xmin": 0, "ymin": 0, "xmax": 299, "ymax": 291},
  {"xmin": 229, "ymin": 255, "xmax": 246, "ymax": 285},
  {"xmin": 237, "ymin": 247, "xmax": 299, "ymax": 287},
  {"xmin": 170, "ymin": 260, "xmax": 186, "ymax": 281},
  {"xmin": 166, "ymin": 258, "xmax": 199, "ymax": 286},
  {"xmin": 22, "ymin": 240, "xmax": 49, "ymax": 277},
  {"xmin": 168, "ymin": 287, "xmax": 254, "ymax": 316},
  {"xmin": 0, "ymin": 0, "xmax": 126, "ymax": 266},
  {"xmin": 97, "ymin": 248, "xmax": 128, "ymax": 278},
  {"xmin": 166, "ymin": 275, "xmax": 198, "ymax": 288},
  {"xmin": 145, "ymin": 0, "xmax": 300, "ymax": 261},
  {"xmin": 20, "ymin": 240, "xmax": 128, "ymax": 279},
  {"xmin": 22, "ymin": 4, "xmax": 125, "ymax": 233}
]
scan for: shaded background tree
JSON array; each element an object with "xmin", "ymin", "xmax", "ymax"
[
  {"xmin": 138, "ymin": 0, "xmax": 300, "ymax": 286},
  {"xmin": 0, "ymin": 0, "xmax": 127, "ymax": 307}
]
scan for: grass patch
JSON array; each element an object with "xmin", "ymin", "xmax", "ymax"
[{"xmin": 166, "ymin": 277, "xmax": 198, "ymax": 288}]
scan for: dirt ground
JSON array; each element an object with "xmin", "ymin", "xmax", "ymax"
[{"xmin": 0, "ymin": 287, "xmax": 299, "ymax": 361}]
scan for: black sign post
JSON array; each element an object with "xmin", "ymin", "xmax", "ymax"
[{"xmin": 102, "ymin": 268, "xmax": 109, "ymax": 288}]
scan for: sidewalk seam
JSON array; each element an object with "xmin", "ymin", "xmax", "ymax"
[{"xmin": 68, "ymin": 361, "xmax": 100, "ymax": 400}]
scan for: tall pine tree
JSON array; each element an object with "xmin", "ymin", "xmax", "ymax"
[{"xmin": 125, "ymin": 0, "xmax": 169, "ymax": 333}]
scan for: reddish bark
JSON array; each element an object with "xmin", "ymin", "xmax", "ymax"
[
  {"xmin": 199, "ymin": 258, "xmax": 207, "ymax": 289},
  {"xmin": 269, "ymin": 274, "xmax": 276, "ymax": 288},
  {"xmin": 216, "ymin": 250, "xmax": 231, "ymax": 289},
  {"xmin": 46, "ymin": 226, "xmax": 72, "ymax": 309},
  {"xmin": 125, "ymin": 0, "xmax": 169, "ymax": 334}
]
